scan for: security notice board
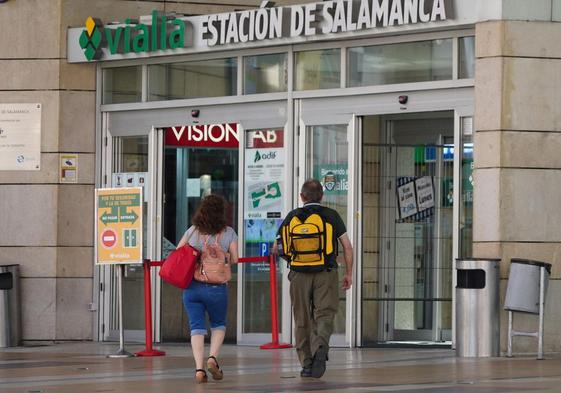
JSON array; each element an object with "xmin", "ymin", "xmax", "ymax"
[
  {"xmin": 0, "ymin": 103, "xmax": 42, "ymax": 171},
  {"xmin": 95, "ymin": 187, "xmax": 143, "ymax": 265}
]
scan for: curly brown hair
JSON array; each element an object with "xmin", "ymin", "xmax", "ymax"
[{"xmin": 192, "ymin": 194, "xmax": 227, "ymax": 235}]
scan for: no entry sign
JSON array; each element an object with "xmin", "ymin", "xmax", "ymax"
[{"xmin": 101, "ymin": 229, "xmax": 117, "ymax": 249}]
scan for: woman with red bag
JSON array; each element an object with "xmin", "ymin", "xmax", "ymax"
[{"xmin": 176, "ymin": 194, "xmax": 238, "ymax": 384}]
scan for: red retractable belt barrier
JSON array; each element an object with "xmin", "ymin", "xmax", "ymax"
[
  {"xmin": 137, "ymin": 254, "xmax": 291, "ymax": 356},
  {"xmin": 136, "ymin": 260, "xmax": 166, "ymax": 357},
  {"xmin": 238, "ymin": 255, "xmax": 292, "ymax": 350}
]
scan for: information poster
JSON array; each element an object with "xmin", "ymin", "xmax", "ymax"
[
  {"xmin": 96, "ymin": 187, "xmax": 143, "ymax": 265},
  {"xmin": 244, "ymin": 218, "xmax": 282, "ymax": 272},
  {"xmin": 60, "ymin": 154, "xmax": 78, "ymax": 183},
  {"xmin": 244, "ymin": 129, "xmax": 285, "ymax": 219},
  {"xmin": 0, "ymin": 103, "xmax": 41, "ymax": 170},
  {"xmin": 244, "ymin": 129, "xmax": 285, "ymax": 273},
  {"xmin": 397, "ymin": 179, "xmax": 418, "ymax": 219},
  {"xmin": 112, "ymin": 172, "xmax": 149, "ymax": 200},
  {"xmin": 415, "ymin": 176, "xmax": 435, "ymax": 211},
  {"xmin": 396, "ymin": 176, "xmax": 435, "ymax": 222}
]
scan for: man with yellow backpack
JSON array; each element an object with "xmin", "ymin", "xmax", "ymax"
[{"xmin": 273, "ymin": 178, "xmax": 353, "ymax": 379}]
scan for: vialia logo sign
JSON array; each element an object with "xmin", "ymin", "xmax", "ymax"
[{"xmin": 79, "ymin": 11, "xmax": 187, "ymax": 61}]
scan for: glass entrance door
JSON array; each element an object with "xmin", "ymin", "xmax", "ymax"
[
  {"xmin": 298, "ymin": 116, "xmax": 359, "ymax": 347},
  {"xmin": 102, "ymin": 135, "xmax": 150, "ymax": 342},
  {"xmin": 160, "ymin": 138, "xmax": 239, "ymax": 342},
  {"xmin": 239, "ymin": 126, "xmax": 291, "ymax": 345},
  {"xmin": 156, "ymin": 120, "xmax": 291, "ymax": 346},
  {"xmin": 361, "ymin": 113, "xmax": 454, "ymax": 344}
]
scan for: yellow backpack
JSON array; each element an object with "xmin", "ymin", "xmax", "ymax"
[{"xmin": 280, "ymin": 210, "xmax": 334, "ymax": 271}]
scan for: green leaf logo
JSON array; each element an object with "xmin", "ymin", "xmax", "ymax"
[
  {"xmin": 79, "ymin": 17, "xmax": 104, "ymax": 61},
  {"xmin": 254, "ymin": 151, "xmax": 261, "ymax": 163}
]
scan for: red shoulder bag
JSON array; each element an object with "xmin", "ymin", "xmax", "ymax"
[{"xmin": 159, "ymin": 230, "xmax": 200, "ymax": 289}]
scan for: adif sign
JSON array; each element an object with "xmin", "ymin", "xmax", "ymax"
[
  {"xmin": 164, "ymin": 123, "xmax": 240, "ymax": 148},
  {"xmin": 202, "ymin": 0, "xmax": 450, "ymax": 46}
]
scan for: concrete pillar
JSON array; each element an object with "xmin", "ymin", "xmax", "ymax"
[{"xmin": 474, "ymin": 19, "xmax": 561, "ymax": 353}]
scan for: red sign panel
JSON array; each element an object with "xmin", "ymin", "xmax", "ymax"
[
  {"xmin": 165, "ymin": 123, "xmax": 240, "ymax": 148},
  {"xmin": 246, "ymin": 129, "xmax": 284, "ymax": 149},
  {"xmin": 101, "ymin": 229, "xmax": 117, "ymax": 249}
]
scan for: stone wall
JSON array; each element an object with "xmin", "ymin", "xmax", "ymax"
[
  {"xmin": 474, "ymin": 20, "xmax": 561, "ymax": 353},
  {"xmin": 0, "ymin": 0, "xmax": 96, "ymax": 341}
]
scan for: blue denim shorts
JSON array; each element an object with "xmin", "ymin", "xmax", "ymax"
[{"xmin": 182, "ymin": 280, "xmax": 228, "ymax": 336}]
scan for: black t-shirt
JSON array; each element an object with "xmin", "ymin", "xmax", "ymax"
[{"xmin": 278, "ymin": 203, "xmax": 347, "ymax": 268}]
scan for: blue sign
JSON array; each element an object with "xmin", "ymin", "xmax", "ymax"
[
  {"xmin": 425, "ymin": 145, "xmax": 454, "ymax": 162},
  {"xmin": 443, "ymin": 145, "xmax": 454, "ymax": 161},
  {"xmin": 260, "ymin": 242, "xmax": 269, "ymax": 257}
]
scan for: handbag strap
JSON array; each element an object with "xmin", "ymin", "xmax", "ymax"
[{"xmin": 184, "ymin": 227, "xmax": 196, "ymax": 247}]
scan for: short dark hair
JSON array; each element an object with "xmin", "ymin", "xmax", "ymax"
[
  {"xmin": 301, "ymin": 179, "xmax": 323, "ymax": 203},
  {"xmin": 192, "ymin": 194, "xmax": 227, "ymax": 235}
]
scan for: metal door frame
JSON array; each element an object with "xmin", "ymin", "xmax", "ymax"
[
  {"xmin": 98, "ymin": 100, "xmax": 294, "ymax": 345},
  {"xmin": 378, "ymin": 116, "xmax": 450, "ymax": 343},
  {"xmin": 236, "ymin": 120, "xmax": 294, "ymax": 347},
  {"xmin": 295, "ymin": 87, "xmax": 473, "ymax": 347},
  {"xmin": 99, "ymin": 127, "xmax": 159, "ymax": 343},
  {"xmin": 148, "ymin": 128, "xmax": 164, "ymax": 341},
  {"xmin": 97, "ymin": 87, "xmax": 472, "ymax": 346},
  {"xmin": 151, "ymin": 101, "xmax": 295, "ymax": 345},
  {"xmin": 295, "ymin": 101, "xmax": 359, "ymax": 348}
]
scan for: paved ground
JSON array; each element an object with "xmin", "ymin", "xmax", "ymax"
[{"xmin": 1, "ymin": 342, "xmax": 561, "ymax": 392}]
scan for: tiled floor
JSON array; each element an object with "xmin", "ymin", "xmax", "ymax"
[{"xmin": 2, "ymin": 343, "xmax": 561, "ymax": 392}]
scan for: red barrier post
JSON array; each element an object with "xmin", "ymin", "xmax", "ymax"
[
  {"xmin": 136, "ymin": 260, "xmax": 165, "ymax": 357},
  {"xmin": 260, "ymin": 254, "xmax": 292, "ymax": 350}
]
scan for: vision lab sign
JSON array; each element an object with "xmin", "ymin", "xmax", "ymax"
[
  {"xmin": 165, "ymin": 123, "xmax": 284, "ymax": 149},
  {"xmin": 164, "ymin": 123, "xmax": 240, "ymax": 148}
]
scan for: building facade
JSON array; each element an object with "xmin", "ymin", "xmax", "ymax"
[{"xmin": 1, "ymin": 0, "xmax": 561, "ymax": 354}]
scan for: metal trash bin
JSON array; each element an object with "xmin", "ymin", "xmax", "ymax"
[
  {"xmin": 0, "ymin": 264, "xmax": 21, "ymax": 347},
  {"xmin": 456, "ymin": 258, "xmax": 500, "ymax": 357},
  {"xmin": 505, "ymin": 259, "xmax": 551, "ymax": 314}
]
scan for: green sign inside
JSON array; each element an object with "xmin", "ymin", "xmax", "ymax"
[
  {"xmin": 79, "ymin": 11, "xmax": 187, "ymax": 61},
  {"xmin": 314, "ymin": 164, "xmax": 349, "ymax": 195}
]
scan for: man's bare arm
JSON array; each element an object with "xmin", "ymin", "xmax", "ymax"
[{"xmin": 339, "ymin": 233, "xmax": 353, "ymax": 290}]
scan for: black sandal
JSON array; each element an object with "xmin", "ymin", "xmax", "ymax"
[
  {"xmin": 207, "ymin": 356, "xmax": 224, "ymax": 380},
  {"xmin": 195, "ymin": 369, "xmax": 208, "ymax": 383}
]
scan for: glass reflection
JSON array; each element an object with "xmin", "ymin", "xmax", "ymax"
[
  {"xmin": 148, "ymin": 58, "xmax": 237, "ymax": 101},
  {"xmin": 459, "ymin": 37, "xmax": 475, "ymax": 79},
  {"xmin": 103, "ymin": 66, "xmax": 142, "ymax": 104},
  {"xmin": 295, "ymin": 48, "xmax": 341, "ymax": 90},
  {"xmin": 348, "ymin": 39, "xmax": 453, "ymax": 87},
  {"xmin": 244, "ymin": 53, "xmax": 287, "ymax": 94},
  {"xmin": 309, "ymin": 125, "xmax": 348, "ymax": 336}
]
